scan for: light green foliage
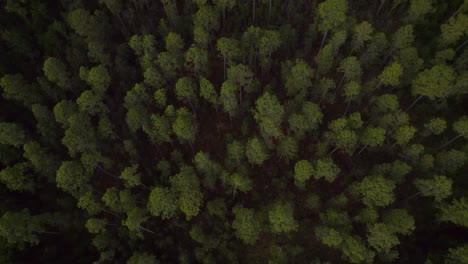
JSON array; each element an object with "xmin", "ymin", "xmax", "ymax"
[
  {"xmin": 320, "ymin": 209, "xmax": 351, "ymax": 229},
  {"xmin": 339, "ymin": 56, "xmax": 362, "ymax": 82},
  {"xmin": 245, "ymin": 137, "xmax": 269, "ymax": 165},
  {"xmin": 179, "ymin": 190, "xmax": 203, "ymax": 220},
  {"xmin": 412, "ymin": 65, "xmax": 456, "ymax": 100},
  {"xmin": 355, "ymin": 207, "xmax": 379, "ymax": 224},
  {"xmin": 185, "ymin": 45, "xmax": 208, "ymax": 74},
  {"xmin": 414, "ymin": 175, "xmax": 453, "ymax": 202},
  {"xmin": 347, "ymin": 112, "xmax": 363, "ymax": 129},
  {"xmin": 358, "ymin": 175, "xmax": 395, "ymax": 207},
  {"xmin": 0, "ymin": 209, "xmax": 44, "ymax": 246},
  {"xmin": 172, "ymin": 107, "xmax": 198, "ymax": 144},
  {"xmin": 229, "ymin": 172, "xmax": 253, "ymax": 193},
  {"xmin": 326, "ymin": 118, "xmax": 358, "ymax": 154},
  {"xmin": 0, "ymin": 122, "xmax": 27, "ymax": 147},
  {"xmin": 232, "ymin": 206, "xmax": 262, "ymax": 245},
  {"xmin": 194, "ymin": 151, "xmax": 222, "ymax": 188},
  {"xmin": 277, "ymin": 136, "xmax": 298, "ymax": 162},
  {"xmin": 341, "ymin": 236, "xmax": 373, "ymax": 264},
  {"xmin": 0, "ymin": 162, "xmax": 34, "ymax": 192},
  {"xmin": 102, "ymin": 187, "xmax": 123, "ymax": 212},
  {"xmin": 373, "ymin": 94, "xmax": 399, "ymax": 113},
  {"xmin": 226, "ymin": 140, "xmax": 245, "ymax": 168},
  {"xmin": 424, "ymin": 118, "xmax": 447, "ymax": 135},
  {"xmin": 56, "ymin": 161, "xmax": 89, "ymax": 198},
  {"xmin": 0, "ymin": 74, "xmax": 43, "ymax": 107},
  {"xmin": 379, "ymin": 62, "xmax": 403, "ymax": 87},
  {"xmin": 316, "ymin": 44, "xmax": 334, "ymax": 75},
  {"xmin": 147, "ymin": 187, "xmax": 178, "ymax": 219},
  {"xmin": 294, "ymin": 160, "xmax": 314, "ymax": 186},
  {"xmin": 53, "ymin": 100, "xmax": 79, "ymax": 128},
  {"xmin": 76, "ymin": 90, "xmax": 108, "ymax": 116},
  {"xmin": 440, "ymin": 14, "xmax": 468, "ymax": 47},
  {"xmin": 199, "ymin": 77, "xmax": 218, "ymax": 107},
  {"xmin": 343, "ymin": 81, "xmax": 361, "ymax": 98},
  {"xmin": 439, "ymin": 198, "xmax": 468, "ymax": 228},
  {"xmin": 206, "ymin": 199, "xmax": 227, "ymax": 219},
  {"xmin": 144, "ymin": 67, "xmax": 166, "ymax": 89},
  {"xmin": 361, "ymin": 127, "xmax": 386, "ymax": 147},
  {"xmin": 119, "ymin": 165, "xmax": 141, "ymax": 188},
  {"xmin": 153, "ymin": 89, "xmax": 167, "ymax": 108},
  {"xmin": 170, "ymin": 166, "xmax": 203, "ymax": 220},
  {"xmin": 62, "ymin": 113, "xmax": 99, "ymax": 156},
  {"xmin": 127, "ymin": 252, "xmax": 158, "ymax": 264},
  {"xmin": 284, "ymin": 59, "xmax": 314, "ymax": 96},
  {"xmin": 175, "ymin": 77, "xmax": 198, "ymax": 105},
  {"xmin": 253, "ymin": 92, "xmax": 285, "ymax": 141},
  {"xmin": 315, "ymin": 226, "xmax": 344, "ymax": 248},
  {"xmin": 86, "ymin": 218, "xmax": 107, "ymax": 234},
  {"xmin": 77, "ymin": 192, "xmax": 102, "ymax": 216},
  {"xmin": 43, "ymin": 57, "xmax": 70, "ymax": 89},
  {"xmin": 217, "ymin": 37, "xmax": 241, "ymax": 65},
  {"xmin": 406, "ymin": 0, "xmax": 433, "ymax": 23},
  {"xmin": 367, "ymin": 223, "xmax": 399, "ymax": 253},
  {"xmin": 220, "ymin": 80, "xmax": 238, "ymax": 117},
  {"xmin": 392, "ymin": 125, "xmax": 417, "ymax": 147},
  {"xmin": 85, "ymin": 65, "xmax": 110, "ymax": 96},
  {"xmin": 23, "ymin": 141, "xmax": 60, "ymax": 179},
  {"xmin": 436, "ymin": 150, "xmax": 466, "ymax": 174},
  {"xmin": 227, "ymin": 64, "xmax": 254, "ymax": 93},
  {"xmin": 302, "ymin": 102, "xmax": 323, "ymax": 130},
  {"xmin": 445, "ymin": 244, "xmax": 468, "ymax": 264},
  {"xmin": 259, "ymin": 30, "xmax": 281, "ymax": 71},
  {"xmin": 269, "ymin": 201, "xmax": 298, "ymax": 234},
  {"xmin": 351, "ymin": 21, "xmax": 374, "ymax": 52},
  {"xmin": 453, "ymin": 116, "xmax": 468, "ymax": 137},
  {"xmin": 317, "ymin": 0, "xmax": 348, "ymax": 33},
  {"xmin": 393, "ymin": 25, "xmax": 415, "ymax": 51},
  {"xmin": 383, "ymin": 209, "xmax": 415, "ymax": 235},
  {"xmin": 313, "ymin": 158, "xmax": 341, "ymax": 182},
  {"xmin": 123, "ymin": 208, "xmax": 150, "ymax": 237}
]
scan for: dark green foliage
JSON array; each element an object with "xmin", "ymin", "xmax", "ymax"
[{"xmin": 0, "ymin": 1, "xmax": 466, "ymax": 263}]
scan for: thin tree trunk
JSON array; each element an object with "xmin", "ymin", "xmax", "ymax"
[
  {"xmin": 455, "ymin": 38, "xmax": 468, "ymax": 52},
  {"xmin": 376, "ymin": 0, "xmax": 386, "ymax": 15},
  {"xmin": 343, "ymin": 95, "xmax": 352, "ymax": 116},
  {"xmin": 329, "ymin": 146, "xmax": 340, "ymax": 155},
  {"xmin": 437, "ymin": 134, "xmax": 463, "ymax": 150},
  {"xmin": 337, "ymin": 73, "xmax": 346, "ymax": 91},
  {"xmin": 368, "ymin": 81, "xmax": 382, "ymax": 97},
  {"xmin": 268, "ymin": 0, "xmax": 272, "ymax": 22},
  {"xmin": 388, "ymin": 141, "xmax": 398, "ymax": 152},
  {"xmin": 223, "ymin": 55, "xmax": 226, "ymax": 80},
  {"xmin": 252, "ymin": 0, "xmax": 256, "ymax": 26},
  {"xmin": 405, "ymin": 94, "xmax": 424, "ymax": 111},
  {"xmin": 139, "ymin": 225, "xmax": 155, "ymax": 234},
  {"xmin": 355, "ymin": 144, "xmax": 368, "ymax": 157},
  {"xmin": 319, "ymin": 30, "xmax": 328, "ymax": 52},
  {"xmin": 348, "ymin": 42, "xmax": 357, "ymax": 56},
  {"xmin": 232, "ymin": 185, "xmax": 238, "ymax": 199}
]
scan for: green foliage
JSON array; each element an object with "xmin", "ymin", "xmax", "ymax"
[
  {"xmin": 367, "ymin": 223, "xmax": 399, "ymax": 253},
  {"xmin": 253, "ymin": 92, "xmax": 285, "ymax": 142},
  {"xmin": 383, "ymin": 209, "xmax": 415, "ymax": 235},
  {"xmin": 0, "ymin": 209, "xmax": 44, "ymax": 246},
  {"xmin": 414, "ymin": 175, "xmax": 453, "ymax": 202},
  {"xmin": 294, "ymin": 160, "xmax": 313, "ymax": 186},
  {"xmin": 412, "ymin": 65, "xmax": 456, "ymax": 100},
  {"xmin": 268, "ymin": 201, "xmax": 298, "ymax": 234},
  {"xmin": 232, "ymin": 206, "xmax": 262, "ymax": 245},
  {"xmin": 313, "ymin": 158, "xmax": 341, "ymax": 182},
  {"xmin": 317, "ymin": 0, "xmax": 348, "ymax": 33},
  {"xmin": 438, "ymin": 198, "xmax": 468, "ymax": 228},
  {"xmin": 172, "ymin": 107, "xmax": 198, "ymax": 144},
  {"xmin": 245, "ymin": 137, "xmax": 269, "ymax": 165},
  {"xmin": 0, "ymin": 162, "xmax": 34, "ymax": 192},
  {"xmin": 147, "ymin": 187, "xmax": 178, "ymax": 220},
  {"xmin": 0, "ymin": 122, "xmax": 27, "ymax": 147},
  {"xmin": 357, "ymin": 176, "xmax": 395, "ymax": 208}
]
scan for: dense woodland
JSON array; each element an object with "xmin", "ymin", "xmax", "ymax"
[{"xmin": 0, "ymin": 0, "xmax": 467, "ymax": 263}]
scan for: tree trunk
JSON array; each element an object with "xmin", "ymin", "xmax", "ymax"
[
  {"xmin": 337, "ymin": 73, "xmax": 346, "ymax": 91},
  {"xmin": 455, "ymin": 38, "xmax": 468, "ymax": 52},
  {"xmin": 269, "ymin": 0, "xmax": 272, "ymax": 22},
  {"xmin": 405, "ymin": 94, "xmax": 424, "ymax": 111},
  {"xmin": 376, "ymin": 0, "xmax": 386, "ymax": 15},
  {"xmin": 223, "ymin": 55, "xmax": 226, "ymax": 80},
  {"xmin": 139, "ymin": 225, "xmax": 155, "ymax": 234},
  {"xmin": 319, "ymin": 30, "xmax": 328, "ymax": 52},
  {"xmin": 232, "ymin": 185, "xmax": 238, "ymax": 199},
  {"xmin": 343, "ymin": 95, "xmax": 352, "ymax": 116},
  {"xmin": 368, "ymin": 80, "xmax": 382, "ymax": 97},
  {"xmin": 355, "ymin": 144, "xmax": 368, "ymax": 157},
  {"xmin": 437, "ymin": 134, "xmax": 463, "ymax": 150},
  {"xmin": 329, "ymin": 146, "xmax": 340, "ymax": 155},
  {"xmin": 252, "ymin": 0, "xmax": 256, "ymax": 26}
]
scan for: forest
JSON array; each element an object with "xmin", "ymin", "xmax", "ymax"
[{"xmin": 0, "ymin": 0, "xmax": 467, "ymax": 263}]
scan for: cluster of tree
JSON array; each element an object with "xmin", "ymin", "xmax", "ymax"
[{"xmin": 0, "ymin": 0, "xmax": 467, "ymax": 263}]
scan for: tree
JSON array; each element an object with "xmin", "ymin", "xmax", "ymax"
[
  {"xmin": 220, "ymin": 80, "xmax": 239, "ymax": 118},
  {"xmin": 78, "ymin": 192, "xmax": 103, "ymax": 216},
  {"xmin": 268, "ymin": 201, "xmax": 298, "ymax": 234},
  {"xmin": 357, "ymin": 175, "xmax": 395, "ymax": 207},
  {"xmin": 325, "ymin": 118, "xmax": 358, "ymax": 155},
  {"xmin": 284, "ymin": 59, "xmax": 314, "ymax": 97},
  {"xmin": 414, "ymin": 175, "xmax": 453, "ymax": 202},
  {"xmin": 56, "ymin": 161, "xmax": 90, "ymax": 198},
  {"xmin": 227, "ymin": 64, "xmax": 254, "ymax": 95},
  {"xmin": 199, "ymin": 77, "xmax": 219, "ymax": 107},
  {"xmin": 342, "ymin": 81, "xmax": 361, "ymax": 115},
  {"xmin": 172, "ymin": 107, "xmax": 198, "ymax": 144},
  {"xmin": 119, "ymin": 165, "xmax": 142, "ymax": 188},
  {"xmin": 80, "ymin": 64, "xmax": 111, "ymax": 96},
  {"xmin": 317, "ymin": 0, "xmax": 348, "ymax": 49},
  {"xmin": 259, "ymin": 30, "xmax": 281, "ymax": 72},
  {"xmin": 127, "ymin": 252, "xmax": 158, "ymax": 264},
  {"xmin": 439, "ymin": 116, "xmax": 468, "ymax": 149},
  {"xmin": 0, "ymin": 74, "xmax": 44, "ymax": 107},
  {"xmin": 185, "ymin": 45, "xmax": 208, "ymax": 75},
  {"xmin": 232, "ymin": 206, "xmax": 262, "ymax": 245},
  {"xmin": 175, "ymin": 77, "xmax": 198, "ymax": 111},
  {"xmin": 217, "ymin": 37, "xmax": 241, "ymax": 79},
  {"xmin": 43, "ymin": 57, "xmax": 70, "ymax": 89},
  {"xmin": 424, "ymin": 118, "xmax": 447, "ymax": 136},
  {"xmin": 409, "ymin": 65, "xmax": 456, "ymax": 109},
  {"xmin": 349, "ymin": 21, "xmax": 374, "ymax": 54},
  {"xmin": 367, "ymin": 223, "xmax": 399, "ymax": 253},
  {"xmin": 338, "ymin": 56, "xmax": 362, "ymax": 88},
  {"xmin": 313, "ymin": 158, "xmax": 341, "ymax": 182},
  {"xmin": 294, "ymin": 160, "xmax": 313, "ymax": 186},
  {"xmin": 245, "ymin": 137, "xmax": 269, "ymax": 165},
  {"xmin": 315, "ymin": 226, "xmax": 345, "ymax": 248},
  {"xmin": 376, "ymin": 62, "xmax": 403, "ymax": 90},
  {"xmin": 356, "ymin": 127, "xmax": 386, "ymax": 156},
  {"xmin": 147, "ymin": 187, "xmax": 178, "ymax": 219},
  {"xmin": 0, "ymin": 122, "xmax": 28, "ymax": 147},
  {"xmin": 86, "ymin": 218, "xmax": 107, "ymax": 234},
  {"xmin": 213, "ymin": 0, "xmax": 236, "ymax": 24},
  {"xmin": 435, "ymin": 150, "xmax": 466, "ymax": 174},
  {"xmin": 123, "ymin": 208, "xmax": 153, "ymax": 237},
  {"xmin": 445, "ymin": 244, "xmax": 468, "ymax": 264},
  {"xmin": 253, "ymin": 92, "xmax": 285, "ymax": 143},
  {"xmin": 341, "ymin": 236, "xmax": 374, "ymax": 263},
  {"xmin": 0, "ymin": 209, "xmax": 45, "ymax": 246},
  {"xmin": 0, "ymin": 162, "xmax": 34, "ymax": 192},
  {"xmin": 406, "ymin": 0, "xmax": 433, "ymax": 23},
  {"xmin": 439, "ymin": 198, "xmax": 468, "ymax": 228},
  {"xmin": 383, "ymin": 209, "xmax": 415, "ymax": 235},
  {"xmin": 440, "ymin": 14, "xmax": 468, "ymax": 47},
  {"xmin": 194, "ymin": 151, "xmax": 222, "ymax": 189}
]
